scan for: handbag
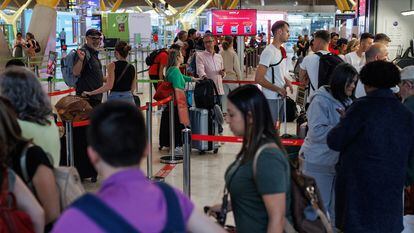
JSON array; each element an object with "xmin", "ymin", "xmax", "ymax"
[
  {"xmin": 153, "ymin": 81, "xmax": 173, "ymax": 101},
  {"xmin": 0, "ymin": 168, "xmax": 35, "ymax": 233}
]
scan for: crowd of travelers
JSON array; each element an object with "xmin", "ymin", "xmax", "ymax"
[{"xmin": 1, "ymin": 19, "xmax": 414, "ymax": 233}]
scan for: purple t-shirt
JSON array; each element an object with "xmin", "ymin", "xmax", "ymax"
[{"xmin": 52, "ymin": 169, "xmax": 194, "ymax": 232}]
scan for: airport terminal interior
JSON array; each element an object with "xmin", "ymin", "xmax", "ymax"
[{"xmin": 1, "ymin": 0, "xmax": 414, "ymax": 232}]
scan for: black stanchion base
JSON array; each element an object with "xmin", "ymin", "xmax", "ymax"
[
  {"xmin": 150, "ymin": 176, "xmax": 165, "ymax": 182},
  {"xmin": 160, "ymin": 155, "xmax": 183, "ymax": 164}
]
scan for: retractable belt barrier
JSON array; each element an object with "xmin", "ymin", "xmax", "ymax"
[
  {"xmin": 191, "ymin": 134, "xmax": 304, "ymax": 146},
  {"xmin": 48, "ymin": 88, "xmax": 75, "ymax": 97}
]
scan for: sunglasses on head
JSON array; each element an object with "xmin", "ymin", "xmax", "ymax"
[{"xmin": 204, "ymin": 40, "xmax": 214, "ymax": 43}]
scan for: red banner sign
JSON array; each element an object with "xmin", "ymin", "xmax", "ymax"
[{"xmin": 212, "ymin": 9, "xmax": 257, "ymax": 36}]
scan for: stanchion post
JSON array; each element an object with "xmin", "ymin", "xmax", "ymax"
[
  {"xmin": 160, "ymin": 96, "xmax": 183, "ymax": 164},
  {"xmin": 65, "ymin": 121, "xmax": 74, "ymax": 167},
  {"xmin": 283, "ymin": 97, "xmax": 287, "ymax": 135},
  {"xmin": 169, "ymin": 98, "xmax": 175, "ymax": 159},
  {"xmin": 182, "ymin": 128, "xmax": 191, "ymax": 197},
  {"xmin": 146, "ymin": 102, "xmax": 153, "ymax": 178}
]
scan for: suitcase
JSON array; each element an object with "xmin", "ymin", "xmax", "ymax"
[{"xmin": 189, "ymin": 107, "xmax": 219, "ymax": 154}]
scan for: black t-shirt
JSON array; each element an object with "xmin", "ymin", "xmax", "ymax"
[
  {"xmin": 75, "ymin": 44, "xmax": 104, "ymax": 101},
  {"xmin": 112, "ymin": 61, "xmax": 135, "ymax": 92},
  {"xmin": 11, "ymin": 145, "xmax": 53, "ymax": 185}
]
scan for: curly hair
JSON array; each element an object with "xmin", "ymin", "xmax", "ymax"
[{"xmin": 0, "ymin": 67, "xmax": 52, "ymax": 125}]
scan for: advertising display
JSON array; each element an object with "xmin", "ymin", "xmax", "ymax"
[
  {"xmin": 47, "ymin": 51, "xmax": 58, "ymax": 76},
  {"xmin": 212, "ymin": 9, "xmax": 257, "ymax": 36},
  {"xmin": 107, "ymin": 13, "xmax": 130, "ymax": 41}
]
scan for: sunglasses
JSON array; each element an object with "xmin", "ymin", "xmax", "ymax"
[
  {"xmin": 204, "ymin": 40, "xmax": 214, "ymax": 44},
  {"xmin": 88, "ymin": 36, "xmax": 101, "ymax": 41}
]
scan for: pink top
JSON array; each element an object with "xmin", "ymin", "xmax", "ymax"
[{"xmin": 196, "ymin": 51, "xmax": 225, "ymax": 95}]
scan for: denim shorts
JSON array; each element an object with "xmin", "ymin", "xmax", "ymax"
[{"xmin": 108, "ymin": 91, "xmax": 135, "ymax": 105}]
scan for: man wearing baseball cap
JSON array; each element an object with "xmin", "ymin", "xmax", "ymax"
[
  {"xmin": 399, "ymin": 66, "xmax": 414, "ymax": 112},
  {"xmin": 73, "ymin": 28, "xmax": 104, "ymax": 107}
]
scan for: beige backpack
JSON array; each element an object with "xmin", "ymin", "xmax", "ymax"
[{"xmin": 20, "ymin": 144, "xmax": 85, "ymax": 210}]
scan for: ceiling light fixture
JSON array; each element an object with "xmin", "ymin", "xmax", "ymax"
[{"xmin": 401, "ymin": 0, "xmax": 414, "ymax": 16}]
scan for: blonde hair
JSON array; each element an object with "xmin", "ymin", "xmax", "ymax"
[{"xmin": 346, "ymin": 39, "xmax": 360, "ymax": 54}]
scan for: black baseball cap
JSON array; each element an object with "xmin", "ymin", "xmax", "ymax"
[{"xmin": 86, "ymin": 29, "xmax": 102, "ymax": 37}]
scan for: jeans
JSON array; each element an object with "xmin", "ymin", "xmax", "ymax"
[
  {"xmin": 267, "ymin": 98, "xmax": 285, "ymax": 125},
  {"xmin": 222, "ymin": 83, "xmax": 239, "ymax": 114},
  {"xmin": 303, "ymin": 161, "xmax": 336, "ymax": 227},
  {"xmin": 108, "ymin": 91, "xmax": 135, "ymax": 105}
]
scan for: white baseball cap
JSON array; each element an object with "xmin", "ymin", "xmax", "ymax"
[{"xmin": 401, "ymin": 66, "xmax": 414, "ymax": 81}]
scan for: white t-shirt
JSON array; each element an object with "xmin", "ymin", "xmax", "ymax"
[
  {"xmin": 259, "ymin": 44, "xmax": 289, "ymax": 99},
  {"xmin": 354, "ymin": 79, "xmax": 366, "ymax": 98},
  {"xmin": 345, "ymin": 51, "xmax": 365, "ymax": 71},
  {"xmin": 299, "ymin": 50, "xmax": 330, "ymax": 100}
]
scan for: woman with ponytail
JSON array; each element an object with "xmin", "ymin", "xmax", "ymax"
[{"xmin": 83, "ymin": 41, "xmax": 136, "ymax": 104}]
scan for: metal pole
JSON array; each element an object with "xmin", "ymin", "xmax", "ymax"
[
  {"xmin": 182, "ymin": 128, "xmax": 191, "ymax": 197},
  {"xmin": 283, "ymin": 97, "xmax": 287, "ymax": 135},
  {"xmin": 135, "ymin": 47, "xmax": 139, "ymax": 93},
  {"xmin": 65, "ymin": 121, "xmax": 74, "ymax": 167},
  {"xmin": 170, "ymin": 99, "xmax": 175, "ymax": 160},
  {"xmin": 146, "ymin": 102, "xmax": 153, "ymax": 178},
  {"xmin": 160, "ymin": 96, "xmax": 183, "ymax": 164}
]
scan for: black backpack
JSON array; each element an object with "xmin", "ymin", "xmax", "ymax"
[
  {"xmin": 194, "ymin": 79, "xmax": 219, "ymax": 109},
  {"xmin": 285, "ymin": 96, "xmax": 298, "ymax": 122},
  {"xmin": 33, "ymin": 40, "xmax": 41, "ymax": 53},
  {"xmin": 145, "ymin": 49, "xmax": 167, "ymax": 66},
  {"xmin": 311, "ymin": 52, "xmax": 343, "ymax": 90}
]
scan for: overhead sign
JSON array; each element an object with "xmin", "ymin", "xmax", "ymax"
[{"xmin": 212, "ymin": 9, "xmax": 257, "ymax": 36}]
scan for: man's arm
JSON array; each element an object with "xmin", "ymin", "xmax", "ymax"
[
  {"xmin": 196, "ymin": 53, "xmax": 207, "ymax": 78},
  {"xmin": 255, "ymin": 64, "xmax": 286, "ymax": 97},
  {"xmin": 73, "ymin": 50, "xmax": 85, "ymax": 76}
]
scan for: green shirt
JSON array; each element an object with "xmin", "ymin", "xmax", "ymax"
[
  {"xmin": 225, "ymin": 147, "xmax": 291, "ymax": 233},
  {"xmin": 166, "ymin": 67, "xmax": 192, "ymax": 90},
  {"xmin": 404, "ymin": 95, "xmax": 414, "ymax": 186}
]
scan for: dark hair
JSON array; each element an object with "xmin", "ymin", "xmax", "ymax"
[
  {"xmin": 115, "ymin": 41, "xmax": 131, "ymax": 58},
  {"xmin": 374, "ymin": 33, "xmax": 391, "ymax": 43},
  {"xmin": 205, "ymin": 30, "xmax": 211, "ymax": 34},
  {"xmin": 0, "ymin": 97, "xmax": 30, "ymax": 166},
  {"xmin": 169, "ymin": 44, "xmax": 181, "ymax": 51},
  {"xmin": 336, "ymin": 38, "xmax": 348, "ymax": 50},
  {"xmin": 360, "ymin": 32, "xmax": 374, "ymax": 41},
  {"xmin": 26, "ymin": 32, "xmax": 34, "ymax": 39},
  {"xmin": 222, "ymin": 36, "xmax": 233, "ymax": 50},
  {"xmin": 271, "ymin": 20, "xmax": 289, "ymax": 36},
  {"xmin": 0, "ymin": 67, "xmax": 52, "ymax": 125},
  {"xmin": 188, "ymin": 29, "xmax": 197, "ymax": 37},
  {"xmin": 177, "ymin": 30, "xmax": 188, "ymax": 40},
  {"xmin": 5, "ymin": 59, "xmax": 26, "ymax": 68},
  {"xmin": 227, "ymin": 85, "xmax": 285, "ymax": 164},
  {"xmin": 87, "ymin": 102, "xmax": 147, "ymax": 167},
  {"xmin": 314, "ymin": 30, "xmax": 330, "ymax": 43},
  {"xmin": 360, "ymin": 61, "xmax": 400, "ymax": 88},
  {"xmin": 330, "ymin": 32, "xmax": 339, "ymax": 39},
  {"xmin": 16, "ymin": 32, "xmax": 22, "ymax": 37},
  {"xmin": 330, "ymin": 63, "xmax": 358, "ymax": 102}
]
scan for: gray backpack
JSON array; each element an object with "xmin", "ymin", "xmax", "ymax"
[{"xmin": 61, "ymin": 49, "xmax": 90, "ymax": 87}]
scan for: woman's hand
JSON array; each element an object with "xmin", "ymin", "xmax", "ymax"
[
  {"xmin": 205, "ymin": 204, "xmax": 222, "ymax": 218},
  {"xmin": 192, "ymin": 77, "xmax": 202, "ymax": 82},
  {"xmin": 82, "ymin": 91, "xmax": 91, "ymax": 97}
]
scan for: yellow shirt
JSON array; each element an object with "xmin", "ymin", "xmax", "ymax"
[{"xmin": 18, "ymin": 120, "xmax": 60, "ymax": 167}]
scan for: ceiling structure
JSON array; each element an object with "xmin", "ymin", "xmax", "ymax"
[{"xmin": 3, "ymin": 0, "xmax": 337, "ymax": 11}]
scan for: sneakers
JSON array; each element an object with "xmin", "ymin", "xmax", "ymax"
[{"xmin": 174, "ymin": 146, "xmax": 184, "ymax": 155}]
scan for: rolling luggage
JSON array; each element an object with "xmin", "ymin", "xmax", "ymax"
[{"xmin": 189, "ymin": 107, "xmax": 219, "ymax": 154}]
